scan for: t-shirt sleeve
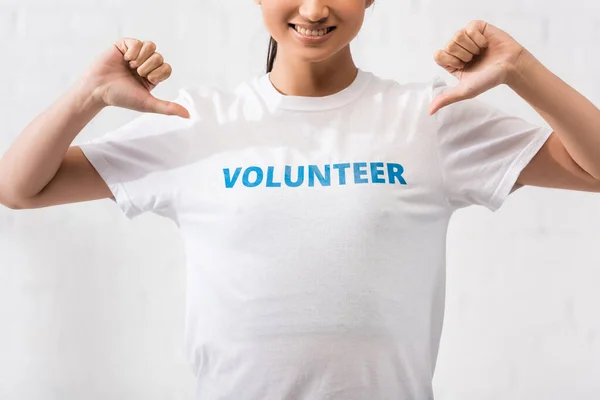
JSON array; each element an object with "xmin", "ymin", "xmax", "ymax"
[
  {"xmin": 430, "ymin": 76, "xmax": 553, "ymax": 212},
  {"xmin": 77, "ymin": 87, "xmax": 197, "ymax": 220}
]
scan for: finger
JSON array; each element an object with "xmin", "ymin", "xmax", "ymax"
[
  {"xmin": 446, "ymin": 39, "xmax": 474, "ymax": 63},
  {"xmin": 452, "ymin": 30, "xmax": 481, "ymax": 56},
  {"xmin": 433, "ymin": 49, "xmax": 465, "ymax": 70},
  {"xmin": 429, "ymin": 84, "xmax": 472, "ymax": 115},
  {"xmin": 146, "ymin": 63, "xmax": 173, "ymax": 85},
  {"xmin": 143, "ymin": 96, "xmax": 191, "ymax": 119},
  {"xmin": 114, "ymin": 38, "xmax": 143, "ymax": 62},
  {"xmin": 465, "ymin": 20, "xmax": 489, "ymax": 49},
  {"xmin": 130, "ymin": 41, "xmax": 157, "ymax": 68},
  {"xmin": 136, "ymin": 53, "xmax": 164, "ymax": 78}
]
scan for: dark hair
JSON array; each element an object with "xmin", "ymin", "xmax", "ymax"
[{"xmin": 266, "ymin": 36, "xmax": 277, "ymax": 73}]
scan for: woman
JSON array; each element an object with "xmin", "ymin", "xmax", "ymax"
[{"xmin": 0, "ymin": 0, "xmax": 598, "ymax": 398}]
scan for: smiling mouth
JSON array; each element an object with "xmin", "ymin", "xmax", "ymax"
[{"xmin": 288, "ymin": 24, "xmax": 337, "ymax": 34}]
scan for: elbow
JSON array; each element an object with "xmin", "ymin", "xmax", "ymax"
[
  {"xmin": 0, "ymin": 184, "xmax": 27, "ymax": 210},
  {"xmin": 0, "ymin": 193, "xmax": 26, "ymax": 209},
  {"xmin": 0, "ymin": 198, "xmax": 24, "ymax": 210}
]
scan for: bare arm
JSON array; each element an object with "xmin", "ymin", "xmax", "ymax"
[
  {"xmin": 13, "ymin": 146, "xmax": 115, "ymax": 209},
  {"xmin": 0, "ymin": 80, "xmax": 112, "ymax": 209},
  {"xmin": 0, "ymin": 38, "xmax": 188, "ymax": 210}
]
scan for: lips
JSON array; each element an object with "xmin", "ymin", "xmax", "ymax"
[{"xmin": 289, "ymin": 24, "xmax": 337, "ymax": 33}]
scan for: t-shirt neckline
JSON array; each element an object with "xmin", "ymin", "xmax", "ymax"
[{"xmin": 256, "ymin": 68, "xmax": 372, "ymax": 112}]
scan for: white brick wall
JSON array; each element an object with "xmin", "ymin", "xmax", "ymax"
[{"xmin": 0, "ymin": 0, "xmax": 599, "ymax": 399}]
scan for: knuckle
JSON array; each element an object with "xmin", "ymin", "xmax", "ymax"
[
  {"xmin": 154, "ymin": 74, "xmax": 166, "ymax": 84},
  {"xmin": 148, "ymin": 70, "xmax": 165, "ymax": 84},
  {"xmin": 160, "ymin": 67, "xmax": 172, "ymax": 79}
]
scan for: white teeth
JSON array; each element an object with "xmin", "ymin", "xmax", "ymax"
[{"xmin": 294, "ymin": 25, "xmax": 329, "ymax": 37}]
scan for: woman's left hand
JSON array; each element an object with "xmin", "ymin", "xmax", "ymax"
[{"xmin": 429, "ymin": 20, "xmax": 527, "ymax": 115}]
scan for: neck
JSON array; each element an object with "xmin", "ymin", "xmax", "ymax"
[{"xmin": 269, "ymin": 46, "xmax": 358, "ymax": 97}]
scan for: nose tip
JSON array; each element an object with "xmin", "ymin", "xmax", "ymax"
[{"xmin": 299, "ymin": 2, "xmax": 330, "ymax": 23}]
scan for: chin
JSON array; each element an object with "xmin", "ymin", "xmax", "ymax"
[{"xmin": 295, "ymin": 43, "xmax": 346, "ymax": 60}]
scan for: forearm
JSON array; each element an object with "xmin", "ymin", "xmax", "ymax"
[
  {"xmin": 0, "ymin": 78, "xmax": 105, "ymax": 202},
  {"xmin": 507, "ymin": 49, "xmax": 600, "ymax": 179}
]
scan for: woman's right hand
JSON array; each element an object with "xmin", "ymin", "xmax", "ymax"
[{"xmin": 80, "ymin": 38, "xmax": 190, "ymax": 119}]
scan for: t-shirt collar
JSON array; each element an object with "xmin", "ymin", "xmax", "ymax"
[{"xmin": 255, "ymin": 68, "xmax": 372, "ymax": 112}]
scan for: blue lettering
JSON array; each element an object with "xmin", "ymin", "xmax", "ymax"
[
  {"xmin": 370, "ymin": 162, "xmax": 386, "ymax": 184},
  {"xmin": 387, "ymin": 163, "xmax": 407, "ymax": 185},
  {"xmin": 308, "ymin": 165, "xmax": 331, "ymax": 187},
  {"xmin": 333, "ymin": 163, "xmax": 350, "ymax": 185},
  {"xmin": 243, "ymin": 166, "xmax": 263, "ymax": 187},
  {"xmin": 285, "ymin": 165, "xmax": 304, "ymax": 187},
  {"xmin": 353, "ymin": 162, "xmax": 369, "ymax": 184},
  {"xmin": 223, "ymin": 167, "xmax": 242, "ymax": 188},
  {"xmin": 266, "ymin": 166, "xmax": 281, "ymax": 187},
  {"xmin": 223, "ymin": 162, "xmax": 407, "ymax": 188}
]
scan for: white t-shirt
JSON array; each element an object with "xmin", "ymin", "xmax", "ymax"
[{"xmin": 78, "ymin": 68, "xmax": 553, "ymax": 399}]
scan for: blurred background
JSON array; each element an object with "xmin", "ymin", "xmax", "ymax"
[{"xmin": 0, "ymin": 0, "xmax": 599, "ymax": 398}]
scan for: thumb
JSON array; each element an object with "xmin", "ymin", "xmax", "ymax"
[
  {"xmin": 142, "ymin": 95, "xmax": 191, "ymax": 119},
  {"xmin": 428, "ymin": 84, "xmax": 472, "ymax": 116}
]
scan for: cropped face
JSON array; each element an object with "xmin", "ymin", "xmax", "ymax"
[{"xmin": 255, "ymin": 0, "xmax": 374, "ymax": 63}]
